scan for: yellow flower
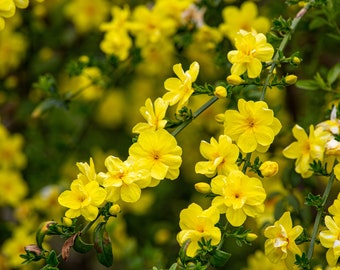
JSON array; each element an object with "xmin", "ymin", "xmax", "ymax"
[
  {"xmin": 282, "ymin": 124, "xmax": 330, "ymax": 178},
  {"xmin": 129, "ymin": 129, "xmax": 182, "ymax": 185},
  {"xmin": 99, "ymin": 5, "xmax": 132, "ymax": 60},
  {"xmin": 100, "ymin": 155, "xmax": 151, "ymax": 203},
  {"xmin": 319, "ymin": 216, "xmax": 340, "ymax": 266},
  {"xmin": 76, "ymin": 157, "xmax": 98, "ymax": 184},
  {"xmin": 0, "ymin": 0, "xmax": 28, "ymax": 30},
  {"xmin": 0, "ymin": 124, "xmax": 26, "ymax": 170},
  {"xmin": 211, "ymin": 170, "xmax": 266, "ymax": 226},
  {"xmin": 214, "ymin": 86, "xmax": 227, "ymax": 99},
  {"xmin": 259, "ymin": 161, "xmax": 279, "ymax": 177},
  {"xmin": 194, "ymin": 182, "xmax": 211, "ymax": 194},
  {"xmin": 284, "ymin": 74, "xmax": 298, "ymax": 85},
  {"xmin": 2, "ymin": 226, "xmax": 35, "ymax": 268},
  {"xmin": 100, "ymin": 29, "xmax": 132, "ymax": 61},
  {"xmin": 163, "ymin": 61, "xmax": 199, "ymax": 111},
  {"xmin": 129, "ymin": 5, "xmax": 177, "ymax": 46},
  {"xmin": 64, "ymin": 0, "xmax": 110, "ymax": 33},
  {"xmin": 227, "ymin": 30, "xmax": 274, "ymax": 78},
  {"xmin": 219, "ymin": 1, "xmax": 271, "ymax": 42},
  {"xmin": 195, "ymin": 135, "xmax": 239, "ymax": 177},
  {"xmin": 329, "ymin": 193, "xmax": 340, "ymax": 217},
  {"xmin": 264, "ymin": 212, "xmax": 303, "ymax": 268},
  {"xmin": 244, "ymin": 250, "xmax": 288, "ymax": 270},
  {"xmin": 226, "ymin": 74, "xmax": 245, "ymax": 85},
  {"xmin": 132, "ymin": 98, "xmax": 169, "ymax": 134},
  {"xmin": 0, "ymin": 27, "xmax": 27, "ymax": 77},
  {"xmin": 224, "ymin": 98, "xmax": 282, "ymax": 153},
  {"xmin": 176, "ymin": 203, "xmax": 221, "ymax": 257},
  {"xmin": 0, "ymin": 170, "xmax": 27, "ymax": 206},
  {"xmin": 58, "ymin": 179, "xmax": 107, "ymax": 221}
]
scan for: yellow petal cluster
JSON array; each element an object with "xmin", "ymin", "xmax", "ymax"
[
  {"xmin": 132, "ymin": 98, "xmax": 169, "ymax": 134},
  {"xmin": 219, "ymin": 1, "xmax": 271, "ymax": 42},
  {"xmin": 264, "ymin": 212, "xmax": 303, "ymax": 269},
  {"xmin": 195, "ymin": 135, "xmax": 239, "ymax": 177},
  {"xmin": 129, "ymin": 129, "xmax": 182, "ymax": 185},
  {"xmin": 176, "ymin": 203, "xmax": 221, "ymax": 257},
  {"xmin": 58, "ymin": 180, "xmax": 107, "ymax": 221},
  {"xmin": 282, "ymin": 124, "xmax": 330, "ymax": 178},
  {"xmin": 99, "ymin": 156, "xmax": 151, "ymax": 203},
  {"xmin": 227, "ymin": 30, "xmax": 274, "ymax": 78},
  {"xmin": 211, "ymin": 170, "xmax": 266, "ymax": 226},
  {"xmin": 224, "ymin": 98, "xmax": 282, "ymax": 153},
  {"xmin": 163, "ymin": 61, "xmax": 199, "ymax": 111},
  {"xmin": 319, "ymin": 216, "xmax": 340, "ymax": 266}
]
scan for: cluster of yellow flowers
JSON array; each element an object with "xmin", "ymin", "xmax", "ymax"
[{"xmin": 99, "ymin": 0, "xmax": 271, "ymax": 77}]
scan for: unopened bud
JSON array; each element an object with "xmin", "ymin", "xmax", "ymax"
[
  {"xmin": 214, "ymin": 86, "xmax": 227, "ymax": 99},
  {"xmin": 109, "ymin": 204, "xmax": 121, "ymax": 215},
  {"xmin": 62, "ymin": 217, "xmax": 73, "ymax": 227},
  {"xmin": 259, "ymin": 161, "xmax": 279, "ymax": 177},
  {"xmin": 215, "ymin": 113, "xmax": 225, "ymax": 124},
  {"xmin": 24, "ymin": 244, "xmax": 43, "ymax": 256},
  {"xmin": 245, "ymin": 233, "xmax": 258, "ymax": 242},
  {"xmin": 284, "ymin": 74, "xmax": 298, "ymax": 85},
  {"xmin": 227, "ymin": 74, "xmax": 245, "ymax": 86},
  {"xmin": 292, "ymin": 57, "xmax": 301, "ymax": 65},
  {"xmin": 194, "ymin": 182, "xmax": 211, "ymax": 194}
]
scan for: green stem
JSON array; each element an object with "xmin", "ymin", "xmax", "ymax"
[
  {"xmin": 171, "ymin": 96, "xmax": 219, "ymax": 137},
  {"xmin": 306, "ymin": 159, "xmax": 338, "ymax": 262},
  {"xmin": 81, "ymin": 217, "xmax": 98, "ymax": 235},
  {"xmin": 260, "ymin": 1, "xmax": 314, "ymax": 100}
]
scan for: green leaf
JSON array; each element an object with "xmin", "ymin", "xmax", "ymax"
[
  {"xmin": 209, "ymin": 250, "xmax": 231, "ymax": 267},
  {"xmin": 169, "ymin": 263, "xmax": 178, "ymax": 270},
  {"xmin": 46, "ymin": 250, "xmax": 59, "ymax": 267},
  {"xmin": 93, "ymin": 222, "xmax": 113, "ymax": 267},
  {"xmin": 296, "ymin": 80, "xmax": 319, "ymax": 90},
  {"xmin": 73, "ymin": 234, "xmax": 94, "ymax": 254},
  {"xmin": 327, "ymin": 63, "xmax": 340, "ymax": 85}
]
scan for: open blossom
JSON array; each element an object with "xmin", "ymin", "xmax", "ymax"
[
  {"xmin": 227, "ymin": 30, "xmax": 274, "ymax": 78},
  {"xmin": 129, "ymin": 129, "xmax": 182, "ymax": 186},
  {"xmin": 132, "ymin": 98, "xmax": 169, "ymax": 134},
  {"xmin": 282, "ymin": 124, "xmax": 330, "ymax": 178},
  {"xmin": 0, "ymin": 0, "xmax": 29, "ymax": 30},
  {"xmin": 177, "ymin": 203, "xmax": 221, "ymax": 257},
  {"xmin": 224, "ymin": 98, "xmax": 281, "ymax": 153},
  {"xmin": 76, "ymin": 157, "xmax": 98, "ymax": 184},
  {"xmin": 58, "ymin": 180, "xmax": 107, "ymax": 221},
  {"xmin": 99, "ymin": 155, "xmax": 151, "ymax": 203},
  {"xmin": 219, "ymin": 1, "xmax": 271, "ymax": 42},
  {"xmin": 264, "ymin": 212, "xmax": 303, "ymax": 269},
  {"xmin": 195, "ymin": 135, "xmax": 239, "ymax": 177},
  {"xmin": 319, "ymin": 215, "xmax": 340, "ymax": 266},
  {"xmin": 211, "ymin": 170, "xmax": 266, "ymax": 226},
  {"xmin": 163, "ymin": 61, "xmax": 199, "ymax": 111}
]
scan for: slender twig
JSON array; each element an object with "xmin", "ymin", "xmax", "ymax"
[
  {"xmin": 171, "ymin": 96, "xmax": 219, "ymax": 137},
  {"xmin": 260, "ymin": 1, "xmax": 314, "ymax": 100},
  {"xmin": 307, "ymin": 160, "xmax": 338, "ymax": 262}
]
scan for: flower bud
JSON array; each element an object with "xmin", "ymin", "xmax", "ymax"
[
  {"xmin": 215, "ymin": 113, "xmax": 225, "ymax": 124},
  {"xmin": 214, "ymin": 86, "xmax": 227, "ymax": 99},
  {"xmin": 24, "ymin": 244, "xmax": 43, "ymax": 256},
  {"xmin": 245, "ymin": 233, "xmax": 258, "ymax": 242},
  {"xmin": 62, "ymin": 217, "xmax": 73, "ymax": 227},
  {"xmin": 259, "ymin": 161, "xmax": 279, "ymax": 177},
  {"xmin": 292, "ymin": 57, "xmax": 301, "ymax": 65},
  {"xmin": 109, "ymin": 204, "xmax": 121, "ymax": 215},
  {"xmin": 284, "ymin": 74, "xmax": 298, "ymax": 85},
  {"xmin": 227, "ymin": 74, "xmax": 245, "ymax": 86},
  {"xmin": 194, "ymin": 182, "xmax": 211, "ymax": 194}
]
